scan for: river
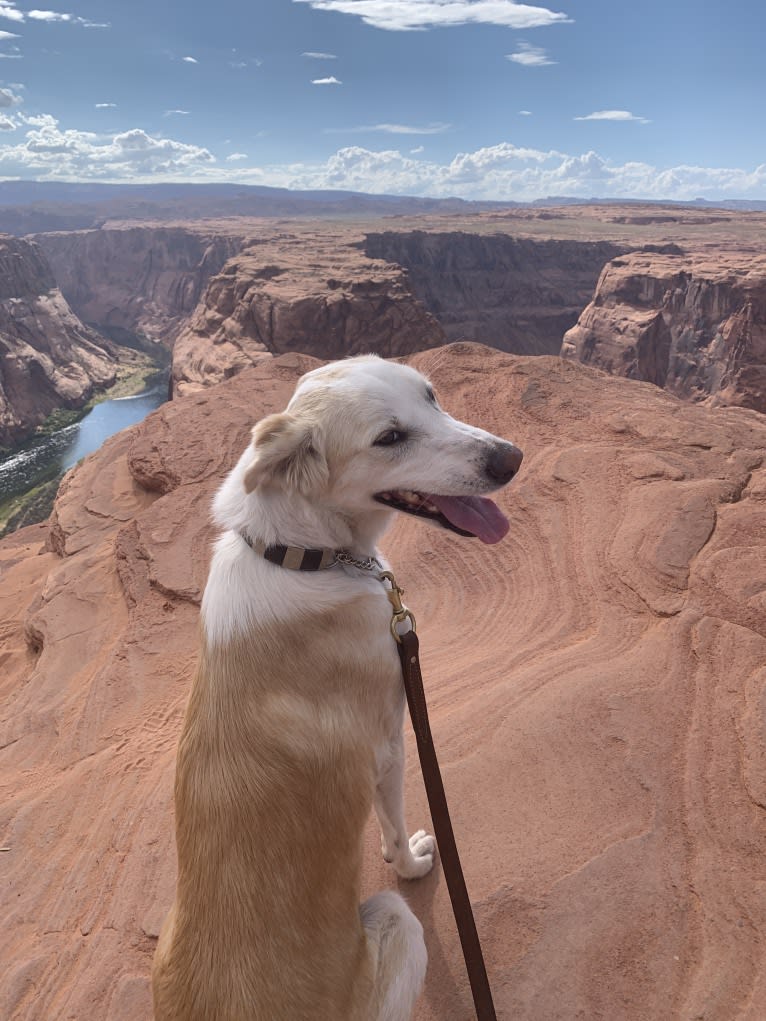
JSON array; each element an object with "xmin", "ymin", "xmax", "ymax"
[{"xmin": 0, "ymin": 383, "xmax": 167, "ymax": 507}]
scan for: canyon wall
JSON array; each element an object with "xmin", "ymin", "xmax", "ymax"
[
  {"xmin": 171, "ymin": 230, "xmax": 445, "ymax": 395},
  {"xmin": 363, "ymin": 230, "xmax": 626, "ymax": 356},
  {"xmin": 35, "ymin": 227, "xmax": 244, "ymax": 345},
  {"xmin": 2, "ymin": 344, "xmax": 766, "ymax": 1020},
  {"xmin": 0, "ymin": 236, "xmax": 117, "ymax": 447},
  {"xmin": 561, "ymin": 248, "xmax": 766, "ymax": 412}
]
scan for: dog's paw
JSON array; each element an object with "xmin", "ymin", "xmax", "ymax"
[{"xmin": 392, "ymin": 829, "xmax": 436, "ymax": 880}]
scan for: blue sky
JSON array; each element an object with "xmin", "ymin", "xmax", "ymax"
[{"xmin": 0, "ymin": 0, "xmax": 763, "ymax": 201}]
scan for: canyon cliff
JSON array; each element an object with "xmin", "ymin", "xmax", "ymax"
[
  {"xmin": 2, "ymin": 344, "xmax": 766, "ymax": 1020},
  {"xmin": 36, "ymin": 226, "xmax": 244, "ymax": 346},
  {"xmin": 363, "ymin": 230, "xmax": 625, "ymax": 356},
  {"xmin": 561, "ymin": 248, "xmax": 766, "ymax": 412},
  {"xmin": 171, "ymin": 229, "xmax": 445, "ymax": 395},
  {"xmin": 0, "ymin": 235, "xmax": 117, "ymax": 447}
]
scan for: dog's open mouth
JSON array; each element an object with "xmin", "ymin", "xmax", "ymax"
[{"xmin": 374, "ymin": 489, "xmax": 509, "ymax": 544}]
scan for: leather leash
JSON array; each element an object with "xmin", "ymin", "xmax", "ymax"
[
  {"xmin": 239, "ymin": 536, "xmax": 497, "ymax": 1017},
  {"xmin": 382, "ymin": 573, "xmax": 497, "ymax": 1021}
]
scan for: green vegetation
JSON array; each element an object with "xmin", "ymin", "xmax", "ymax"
[{"xmin": 0, "ymin": 473, "xmax": 62, "ymax": 538}]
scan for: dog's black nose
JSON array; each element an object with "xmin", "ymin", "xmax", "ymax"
[{"xmin": 486, "ymin": 442, "xmax": 523, "ymax": 484}]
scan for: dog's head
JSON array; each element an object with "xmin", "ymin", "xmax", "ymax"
[{"xmin": 229, "ymin": 356, "xmax": 522, "ymax": 545}]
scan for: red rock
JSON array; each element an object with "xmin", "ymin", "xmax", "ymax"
[
  {"xmin": 2, "ymin": 345, "xmax": 766, "ymax": 1020},
  {"xmin": 562, "ymin": 248, "xmax": 766, "ymax": 412},
  {"xmin": 171, "ymin": 229, "xmax": 446, "ymax": 395},
  {"xmin": 0, "ymin": 236, "xmax": 117, "ymax": 446}
]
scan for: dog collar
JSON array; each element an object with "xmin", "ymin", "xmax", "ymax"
[{"xmin": 240, "ymin": 532, "xmax": 381, "ymax": 573}]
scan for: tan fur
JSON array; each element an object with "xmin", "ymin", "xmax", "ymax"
[
  {"xmin": 152, "ymin": 594, "xmax": 411, "ymax": 1020},
  {"xmin": 152, "ymin": 355, "xmax": 520, "ymax": 1020}
]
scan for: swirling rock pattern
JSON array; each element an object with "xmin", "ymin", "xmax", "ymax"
[{"xmin": 1, "ymin": 344, "xmax": 765, "ymax": 1020}]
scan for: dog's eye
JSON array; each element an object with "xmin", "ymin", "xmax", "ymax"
[{"xmin": 373, "ymin": 428, "xmax": 407, "ymax": 447}]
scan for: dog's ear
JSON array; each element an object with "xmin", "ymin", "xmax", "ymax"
[{"xmin": 243, "ymin": 413, "xmax": 328, "ymax": 494}]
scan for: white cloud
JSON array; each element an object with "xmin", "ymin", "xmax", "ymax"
[
  {"xmin": 302, "ymin": 51, "xmax": 337, "ymax": 58},
  {"xmin": 164, "ymin": 108, "xmax": 190, "ymax": 116},
  {"xmin": 507, "ymin": 42, "xmax": 555, "ymax": 66},
  {"xmin": 0, "ymin": 28, "xmax": 18, "ymax": 38},
  {"xmin": 410, "ymin": 145, "xmax": 424, "ymax": 154},
  {"xmin": 312, "ymin": 75, "xmax": 342, "ymax": 84},
  {"xmin": 28, "ymin": 10, "xmax": 71, "ymax": 20},
  {"xmin": 182, "ymin": 55, "xmax": 198, "ymax": 63},
  {"xmin": 202, "ymin": 143, "xmax": 766, "ymax": 203},
  {"xmin": 0, "ymin": 2, "xmax": 23, "ymax": 22},
  {"xmin": 0, "ymin": 85, "xmax": 21, "ymax": 106},
  {"xmin": 227, "ymin": 152, "xmax": 248, "ymax": 161},
  {"xmin": 0, "ymin": 113, "xmax": 15, "ymax": 129},
  {"xmin": 293, "ymin": 0, "xmax": 570, "ymax": 31},
  {"xmin": 519, "ymin": 109, "xmax": 532, "ymax": 115},
  {"xmin": 575, "ymin": 109, "xmax": 650, "ymax": 124},
  {"xmin": 17, "ymin": 9, "xmax": 107, "ymax": 27},
  {"xmin": 326, "ymin": 121, "xmax": 450, "ymax": 135},
  {"xmin": 0, "ymin": 114, "xmax": 215, "ymax": 179},
  {"xmin": 95, "ymin": 102, "xmax": 116, "ymax": 108}
]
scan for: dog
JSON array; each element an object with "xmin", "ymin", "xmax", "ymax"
[{"xmin": 152, "ymin": 355, "xmax": 522, "ymax": 1021}]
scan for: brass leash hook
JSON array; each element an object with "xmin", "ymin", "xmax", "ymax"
[{"xmin": 378, "ymin": 570, "xmax": 417, "ymax": 643}]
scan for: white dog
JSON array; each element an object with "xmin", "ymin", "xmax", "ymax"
[{"xmin": 152, "ymin": 355, "xmax": 522, "ymax": 1021}]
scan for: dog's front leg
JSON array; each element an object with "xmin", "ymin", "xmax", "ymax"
[{"xmin": 374, "ymin": 733, "xmax": 436, "ymax": 880}]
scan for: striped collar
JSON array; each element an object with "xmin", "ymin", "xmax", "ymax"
[{"xmin": 239, "ymin": 532, "xmax": 381, "ymax": 573}]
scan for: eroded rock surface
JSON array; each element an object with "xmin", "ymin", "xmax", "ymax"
[
  {"xmin": 36, "ymin": 226, "xmax": 244, "ymax": 345},
  {"xmin": 562, "ymin": 247, "xmax": 766, "ymax": 412},
  {"xmin": 2, "ymin": 344, "xmax": 766, "ymax": 1020},
  {"xmin": 364, "ymin": 230, "xmax": 625, "ymax": 355},
  {"xmin": 0, "ymin": 235, "xmax": 117, "ymax": 446},
  {"xmin": 171, "ymin": 230, "xmax": 445, "ymax": 395}
]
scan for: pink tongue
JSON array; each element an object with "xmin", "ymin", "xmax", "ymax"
[{"xmin": 428, "ymin": 494, "xmax": 509, "ymax": 544}]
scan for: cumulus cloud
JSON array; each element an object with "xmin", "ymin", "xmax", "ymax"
[
  {"xmin": 227, "ymin": 152, "xmax": 248, "ymax": 161},
  {"xmin": 210, "ymin": 142, "xmax": 766, "ymax": 203},
  {"xmin": 575, "ymin": 109, "xmax": 650, "ymax": 124},
  {"xmin": 182, "ymin": 55, "xmax": 198, "ymax": 63},
  {"xmin": 0, "ymin": 1, "xmax": 23, "ymax": 22},
  {"xmin": 519, "ymin": 109, "xmax": 532, "ymax": 115},
  {"xmin": 312, "ymin": 75, "xmax": 342, "ymax": 84},
  {"xmin": 302, "ymin": 51, "xmax": 337, "ymax": 58},
  {"xmin": 95, "ymin": 102, "xmax": 116, "ymax": 108},
  {"xmin": 0, "ymin": 28, "xmax": 18, "ymax": 38},
  {"xmin": 164, "ymin": 108, "xmax": 190, "ymax": 116},
  {"xmin": 0, "ymin": 114, "xmax": 215, "ymax": 179},
  {"xmin": 507, "ymin": 42, "xmax": 555, "ymax": 66},
  {"xmin": 292, "ymin": 0, "xmax": 571, "ymax": 31}
]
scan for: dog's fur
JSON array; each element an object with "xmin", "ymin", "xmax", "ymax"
[{"xmin": 152, "ymin": 356, "xmax": 521, "ymax": 1021}]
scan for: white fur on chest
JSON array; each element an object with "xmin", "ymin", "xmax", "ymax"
[{"xmin": 201, "ymin": 530, "xmax": 393, "ymax": 648}]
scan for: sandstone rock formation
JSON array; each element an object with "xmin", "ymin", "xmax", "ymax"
[
  {"xmin": 171, "ymin": 230, "xmax": 445, "ymax": 395},
  {"xmin": 2, "ymin": 344, "xmax": 766, "ymax": 1020},
  {"xmin": 0, "ymin": 235, "xmax": 117, "ymax": 447},
  {"xmin": 561, "ymin": 247, "xmax": 766, "ymax": 412},
  {"xmin": 363, "ymin": 230, "xmax": 625, "ymax": 356},
  {"xmin": 35, "ymin": 226, "xmax": 244, "ymax": 346}
]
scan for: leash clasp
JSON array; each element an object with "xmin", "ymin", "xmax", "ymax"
[{"xmin": 378, "ymin": 570, "xmax": 417, "ymax": 643}]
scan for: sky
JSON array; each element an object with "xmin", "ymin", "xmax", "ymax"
[{"xmin": 0, "ymin": 0, "xmax": 763, "ymax": 202}]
